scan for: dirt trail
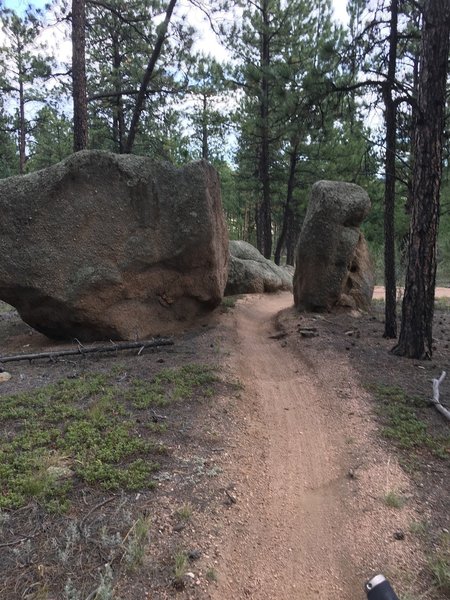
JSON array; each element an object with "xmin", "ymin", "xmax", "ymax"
[{"xmin": 211, "ymin": 292, "xmax": 422, "ymax": 600}]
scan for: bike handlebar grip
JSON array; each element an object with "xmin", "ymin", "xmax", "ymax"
[{"xmin": 365, "ymin": 575, "xmax": 400, "ymax": 600}]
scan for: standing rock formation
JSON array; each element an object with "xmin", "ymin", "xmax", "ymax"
[
  {"xmin": 226, "ymin": 240, "xmax": 293, "ymax": 295},
  {"xmin": 294, "ymin": 180, "xmax": 374, "ymax": 312},
  {"xmin": 0, "ymin": 151, "xmax": 229, "ymax": 340}
]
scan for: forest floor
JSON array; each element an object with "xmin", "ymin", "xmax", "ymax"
[{"xmin": 0, "ymin": 292, "xmax": 448, "ymax": 600}]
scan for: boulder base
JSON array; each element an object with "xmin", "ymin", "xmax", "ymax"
[
  {"xmin": 294, "ymin": 180, "xmax": 374, "ymax": 311},
  {"xmin": 0, "ymin": 151, "xmax": 229, "ymax": 340}
]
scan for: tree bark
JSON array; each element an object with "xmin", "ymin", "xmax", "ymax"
[
  {"xmin": 201, "ymin": 93, "xmax": 208, "ymax": 160},
  {"xmin": 18, "ymin": 77, "xmax": 26, "ymax": 174},
  {"xmin": 124, "ymin": 0, "xmax": 177, "ymax": 154},
  {"xmin": 257, "ymin": 0, "xmax": 272, "ymax": 259},
  {"xmin": 111, "ymin": 31, "xmax": 125, "ymax": 153},
  {"xmin": 72, "ymin": 0, "xmax": 89, "ymax": 152},
  {"xmin": 286, "ymin": 208, "xmax": 299, "ymax": 266},
  {"xmin": 274, "ymin": 141, "xmax": 298, "ymax": 265},
  {"xmin": 383, "ymin": 0, "xmax": 399, "ymax": 339},
  {"xmin": 392, "ymin": 0, "xmax": 450, "ymax": 359}
]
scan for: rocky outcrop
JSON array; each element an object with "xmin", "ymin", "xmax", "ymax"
[
  {"xmin": 225, "ymin": 240, "xmax": 293, "ymax": 295},
  {"xmin": 294, "ymin": 180, "xmax": 374, "ymax": 311},
  {"xmin": 0, "ymin": 151, "xmax": 229, "ymax": 340}
]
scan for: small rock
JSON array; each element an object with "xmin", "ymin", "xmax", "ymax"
[
  {"xmin": 0, "ymin": 372, "xmax": 12, "ymax": 383},
  {"xmin": 47, "ymin": 466, "xmax": 74, "ymax": 479},
  {"xmin": 188, "ymin": 550, "xmax": 202, "ymax": 560},
  {"xmin": 347, "ymin": 469, "xmax": 355, "ymax": 479},
  {"xmin": 224, "ymin": 489, "xmax": 237, "ymax": 505},
  {"xmin": 299, "ymin": 330, "xmax": 318, "ymax": 338},
  {"xmin": 270, "ymin": 332, "xmax": 287, "ymax": 340},
  {"xmin": 393, "ymin": 530, "xmax": 405, "ymax": 540}
]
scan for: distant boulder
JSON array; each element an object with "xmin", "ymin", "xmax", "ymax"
[
  {"xmin": 225, "ymin": 240, "xmax": 293, "ymax": 295},
  {"xmin": 0, "ymin": 151, "xmax": 229, "ymax": 340},
  {"xmin": 293, "ymin": 180, "xmax": 374, "ymax": 311}
]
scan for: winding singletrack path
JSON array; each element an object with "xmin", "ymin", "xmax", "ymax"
[{"xmin": 212, "ymin": 292, "xmax": 361, "ymax": 599}]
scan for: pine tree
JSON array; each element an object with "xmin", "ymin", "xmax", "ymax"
[
  {"xmin": 392, "ymin": 0, "xmax": 450, "ymax": 358},
  {"xmin": 0, "ymin": 7, "xmax": 55, "ymax": 173},
  {"xmin": 229, "ymin": 0, "xmax": 345, "ymax": 260}
]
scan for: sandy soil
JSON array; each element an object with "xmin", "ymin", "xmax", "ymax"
[
  {"xmin": 209, "ymin": 292, "xmax": 429, "ymax": 600},
  {"xmin": 373, "ymin": 285, "xmax": 450, "ymax": 299}
]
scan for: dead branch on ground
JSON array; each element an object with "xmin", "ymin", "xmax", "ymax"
[
  {"xmin": 0, "ymin": 338, "xmax": 174, "ymax": 364},
  {"xmin": 431, "ymin": 371, "xmax": 450, "ymax": 421}
]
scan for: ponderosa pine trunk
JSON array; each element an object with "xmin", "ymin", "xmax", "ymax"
[
  {"xmin": 201, "ymin": 94, "xmax": 208, "ymax": 160},
  {"xmin": 274, "ymin": 141, "xmax": 298, "ymax": 265},
  {"xmin": 257, "ymin": 0, "xmax": 272, "ymax": 259},
  {"xmin": 72, "ymin": 0, "xmax": 88, "ymax": 152},
  {"xmin": 392, "ymin": 0, "xmax": 450, "ymax": 359},
  {"xmin": 18, "ymin": 77, "xmax": 26, "ymax": 173},
  {"xmin": 112, "ymin": 32, "xmax": 125, "ymax": 153},
  {"xmin": 383, "ymin": 0, "xmax": 399, "ymax": 339}
]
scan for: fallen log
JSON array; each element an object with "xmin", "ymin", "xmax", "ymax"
[
  {"xmin": 0, "ymin": 338, "xmax": 174, "ymax": 364},
  {"xmin": 431, "ymin": 371, "xmax": 450, "ymax": 422}
]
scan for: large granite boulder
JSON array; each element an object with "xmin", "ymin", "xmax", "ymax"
[
  {"xmin": 225, "ymin": 240, "xmax": 293, "ymax": 295},
  {"xmin": 0, "ymin": 151, "xmax": 229, "ymax": 340},
  {"xmin": 294, "ymin": 180, "xmax": 374, "ymax": 311}
]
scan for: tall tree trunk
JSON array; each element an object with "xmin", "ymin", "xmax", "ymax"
[
  {"xmin": 18, "ymin": 78, "xmax": 26, "ymax": 174},
  {"xmin": 383, "ymin": 0, "xmax": 399, "ymax": 339},
  {"xmin": 72, "ymin": 0, "xmax": 88, "ymax": 152},
  {"xmin": 274, "ymin": 142, "xmax": 298, "ymax": 265},
  {"xmin": 201, "ymin": 93, "xmax": 208, "ymax": 160},
  {"xmin": 405, "ymin": 9, "xmax": 421, "ymax": 216},
  {"xmin": 124, "ymin": 0, "xmax": 177, "ymax": 154},
  {"xmin": 112, "ymin": 32, "xmax": 125, "ymax": 153},
  {"xmin": 258, "ymin": 0, "xmax": 272, "ymax": 259},
  {"xmin": 285, "ymin": 208, "xmax": 299, "ymax": 267},
  {"xmin": 392, "ymin": 0, "xmax": 450, "ymax": 359}
]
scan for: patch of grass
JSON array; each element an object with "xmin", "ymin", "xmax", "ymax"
[
  {"xmin": 428, "ymin": 532, "xmax": 450, "ymax": 594},
  {"xmin": 124, "ymin": 516, "xmax": 151, "ymax": 571},
  {"xmin": 429, "ymin": 556, "xmax": 450, "ymax": 593},
  {"xmin": 130, "ymin": 364, "xmax": 217, "ymax": 409},
  {"xmin": 435, "ymin": 297, "xmax": 450, "ymax": 312},
  {"xmin": 221, "ymin": 295, "xmax": 242, "ymax": 310},
  {"xmin": 384, "ymin": 490, "xmax": 405, "ymax": 509},
  {"xmin": 0, "ymin": 375, "xmax": 161, "ymax": 510},
  {"xmin": 205, "ymin": 568, "xmax": 218, "ymax": 582},
  {"xmin": 370, "ymin": 384, "xmax": 450, "ymax": 459},
  {"xmin": 176, "ymin": 503, "xmax": 193, "ymax": 521},
  {"xmin": 370, "ymin": 298, "xmax": 385, "ymax": 308},
  {"xmin": 409, "ymin": 520, "xmax": 429, "ymax": 536},
  {"xmin": 173, "ymin": 551, "xmax": 188, "ymax": 588},
  {"xmin": 0, "ymin": 364, "xmax": 220, "ymax": 511}
]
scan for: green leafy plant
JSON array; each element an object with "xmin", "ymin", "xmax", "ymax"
[
  {"xmin": 130, "ymin": 364, "xmax": 217, "ymax": 409},
  {"xmin": 0, "ymin": 364, "xmax": 219, "ymax": 510}
]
